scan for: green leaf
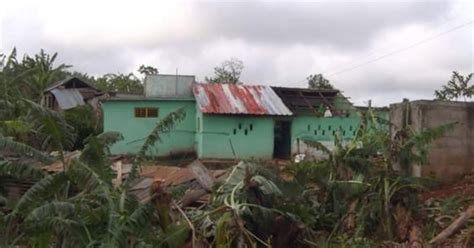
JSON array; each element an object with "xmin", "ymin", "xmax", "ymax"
[
  {"xmin": 14, "ymin": 172, "xmax": 68, "ymax": 214},
  {"xmin": 0, "ymin": 161, "xmax": 46, "ymax": 179},
  {"xmin": 0, "ymin": 135, "xmax": 54, "ymax": 164},
  {"xmin": 157, "ymin": 224, "xmax": 190, "ymax": 248}
]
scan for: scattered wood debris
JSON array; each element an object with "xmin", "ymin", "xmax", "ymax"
[
  {"xmin": 429, "ymin": 204, "xmax": 474, "ymax": 245},
  {"xmin": 125, "ymin": 160, "xmax": 226, "ymax": 205}
]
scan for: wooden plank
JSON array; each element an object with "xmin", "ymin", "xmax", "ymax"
[
  {"xmin": 298, "ymin": 91, "xmax": 319, "ymax": 115},
  {"xmin": 317, "ymin": 91, "xmax": 336, "ymax": 113},
  {"xmin": 179, "ymin": 189, "xmax": 208, "ymax": 207},
  {"xmin": 188, "ymin": 160, "xmax": 215, "ymax": 191}
]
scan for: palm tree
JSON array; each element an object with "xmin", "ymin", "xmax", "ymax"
[
  {"xmin": 0, "ymin": 108, "xmax": 187, "ymax": 247},
  {"xmin": 300, "ymin": 106, "xmax": 456, "ymax": 241},
  {"xmin": 435, "ymin": 71, "xmax": 474, "ymax": 101}
]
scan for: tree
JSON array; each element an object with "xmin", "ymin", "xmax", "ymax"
[
  {"xmin": 17, "ymin": 49, "xmax": 71, "ymax": 102},
  {"xmin": 434, "ymin": 71, "xmax": 474, "ymax": 101},
  {"xmin": 93, "ymin": 73, "xmax": 144, "ymax": 94},
  {"xmin": 307, "ymin": 73, "xmax": 334, "ymax": 90},
  {"xmin": 206, "ymin": 58, "xmax": 244, "ymax": 84},
  {"xmin": 0, "ymin": 109, "xmax": 188, "ymax": 247},
  {"xmin": 138, "ymin": 65, "xmax": 159, "ymax": 76},
  {"xmin": 0, "ymin": 48, "xmax": 70, "ymax": 118}
]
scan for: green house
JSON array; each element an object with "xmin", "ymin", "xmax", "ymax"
[
  {"xmin": 193, "ymin": 83, "xmax": 292, "ymax": 160},
  {"xmin": 102, "ymin": 75, "xmax": 198, "ymax": 157},
  {"xmin": 102, "ymin": 75, "xmax": 362, "ymax": 160},
  {"xmin": 102, "ymin": 95, "xmax": 196, "ymax": 156}
]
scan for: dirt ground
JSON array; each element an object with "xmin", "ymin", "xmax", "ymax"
[
  {"xmin": 420, "ymin": 175, "xmax": 474, "ymax": 201},
  {"xmin": 418, "ymin": 175, "xmax": 474, "ymax": 247}
]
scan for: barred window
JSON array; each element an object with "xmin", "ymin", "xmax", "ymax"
[{"xmin": 134, "ymin": 107, "xmax": 158, "ymax": 118}]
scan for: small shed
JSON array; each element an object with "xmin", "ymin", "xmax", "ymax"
[
  {"xmin": 43, "ymin": 77, "xmax": 102, "ymax": 110},
  {"xmin": 193, "ymin": 83, "xmax": 292, "ymax": 160}
]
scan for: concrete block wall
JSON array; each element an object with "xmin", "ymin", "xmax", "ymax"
[{"xmin": 390, "ymin": 100, "xmax": 474, "ymax": 182}]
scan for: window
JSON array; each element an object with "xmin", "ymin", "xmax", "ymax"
[{"xmin": 135, "ymin": 107, "xmax": 158, "ymax": 118}]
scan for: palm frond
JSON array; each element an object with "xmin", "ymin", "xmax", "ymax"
[
  {"xmin": 125, "ymin": 108, "xmax": 186, "ymax": 185},
  {"xmin": 407, "ymin": 122, "xmax": 457, "ymax": 148},
  {"xmin": 110, "ymin": 203, "xmax": 155, "ymax": 246},
  {"xmin": 14, "ymin": 172, "xmax": 68, "ymax": 214},
  {"xmin": 0, "ymin": 161, "xmax": 46, "ymax": 179},
  {"xmin": 157, "ymin": 224, "xmax": 190, "ymax": 248},
  {"xmin": 400, "ymin": 122, "xmax": 457, "ymax": 166},
  {"xmin": 136, "ymin": 108, "xmax": 186, "ymax": 160},
  {"xmin": 96, "ymin": 131, "xmax": 124, "ymax": 148},
  {"xmin": 25, "ymin": 99, "xmax": 75, "ymax": 153},
  {"xmin": 25, "ymin": 201, "xmax": 76, "ymax": 224},
  {"xmin": 79, "ymin": 132, "xmax": 122, "ymax": 181},
  {"xmin": 0, "ymin": 135, "xmax": 54, "ymax": 164},
  {"xmin": 67, "ymin": 159, "xmax": 114, "ymax": 192},
  {"xmin": 302, "ymin": 139, "xmax": 331, "ymax": 155}
]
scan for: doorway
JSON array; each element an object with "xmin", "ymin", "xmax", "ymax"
[{"xmin": 273, "ymin": 120, "xmax": 291, "ymax": 159}]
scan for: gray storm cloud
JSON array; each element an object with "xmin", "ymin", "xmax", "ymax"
[
  {"xmin": 195, "ymin": 1, "xmax": 450, "ymax": 49},
  {"xmin": 1, "ymin": 0, "xmax": 472, "ymax": 106}
]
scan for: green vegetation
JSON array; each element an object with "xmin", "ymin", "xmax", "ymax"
[
  {"xmin": 205, "ymin": 58, "xmax": 244, "ymax": 84},
  {"xmin": 0, "ymin": 48, "xmax": 463, "ymax": 246},
  {"xmin": 307, "ymin": 73, "xmax": 334, "ymax": 90},
  {"xmin": 0, "ymin": 109, "xmax": 187, "ymax": 247},
  {"xmin": 0, "ymin": 102, "xmax": 457, "ymax": 246},
  {"xmin": 434, "ymin": 71, "xmax": 474, "ymax": 101},
  {"xmin": 0, "ymin": 48, "xmax": 157, "ymax": 151}
]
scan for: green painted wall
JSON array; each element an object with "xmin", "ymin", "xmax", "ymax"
[
  {"xmin": 292, "ymin": 116, "xmax": 361, "ymax": 141},
  {"xmin": 333, "ymin": 94, "xmax": 359, "ymax": 117},
  {"xmin": 101, "ymin": 96, "xmax": 374, "ymax": 160},
  {"xmin": 197, "ymin": 111, "xmax": 274, "ymax": 160},
  {"xmin": 102, "ymin": 100, "xmax": 196, "ymax": 156},
  {"xmin": 195, "ymin": 109, "xmax": 204, "ymax": 157},
  {"xmin": 291, "ymin": 115, "xmax": 361, "ymax": 155}
]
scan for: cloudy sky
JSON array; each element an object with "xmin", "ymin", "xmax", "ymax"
[{"xmin": 1, "ymin": 0, "xmax": 473, "ymax": 106}]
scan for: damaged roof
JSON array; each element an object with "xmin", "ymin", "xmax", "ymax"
[
  {"xmin": 44, "ymin": 76, "xmax": 99, "ymax": 93},
  {"xmin": 271, "ymin": 86, "xmax": 343, "ymax": 115},
  {"xmin": 192, "ymin": 83, "xmax": 292, "ymax": 115}
]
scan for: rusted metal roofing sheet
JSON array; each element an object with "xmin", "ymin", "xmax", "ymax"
[{"xmin": 192, "ymin": 83, "xmax": 293, "ymax": 115}]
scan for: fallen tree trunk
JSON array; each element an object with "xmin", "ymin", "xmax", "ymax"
[{"xmin": 429, "ymin": 205, "xmax": 474, "ymax": 245}]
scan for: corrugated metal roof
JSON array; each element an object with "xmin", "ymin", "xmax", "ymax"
[
  {"xmin": 50, "ymin": 88, "xmax": 85, "ymax": 110},
  {"xmin": 192, "ymin": 83, "xmax": 293, "ymax": 115}
]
